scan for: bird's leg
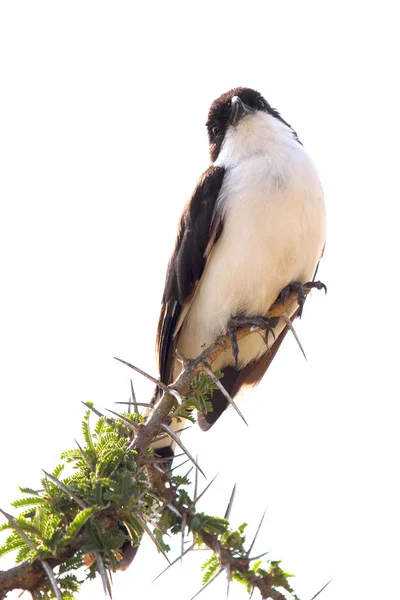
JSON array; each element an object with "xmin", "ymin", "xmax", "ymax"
[
  {"xmin": 279, "ymin": 280, "xmax": 327, "ymax": 317},
  {"xmin": 227, "ymin": 315, "xmax": 277, "ymax": 367}
]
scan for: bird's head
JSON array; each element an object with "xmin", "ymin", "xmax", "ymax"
[{"xmin": 206, "ymin": 87, "xmax": 300, "ymax": 164}]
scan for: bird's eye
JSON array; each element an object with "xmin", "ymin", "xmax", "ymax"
[
  {"xmin": 212, "ymin": 124, "xmax": 221, "ymax": 137},
  {"xmin": 256, "ymin": 98, "xmax": 266, "ymax": 109}
]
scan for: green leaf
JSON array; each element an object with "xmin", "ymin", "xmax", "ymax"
[
  {"xmin": 64, "ymin": 507, "xmax": 98, "ymax": 541},
  {"xmin": 0, "ymin": 533, "xmax": 27, "ymax": 558},
  {"xmin": 15, "ymin": 544, "xmax": 32, "ymax": 564},
  {"xmin": 201, "ymin": 554, "xmax": 219, "ymax": 584},
  {"xmin": 52, "ymin": 463, "xmax": 65, "ymax": 479},
  {"xmin": 18, "ymin": 486, "xmax": 41, "ymax": 496},
  {"xmin": 11, "ymin": 497, "xmax": 47, "ymax": 509},
  {"xmin": 82, "ymin": 410, "xmax": 95, "ymax": 457}
]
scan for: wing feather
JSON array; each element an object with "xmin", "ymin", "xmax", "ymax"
[{"xmin": 156, "ymin": 165, "xmax": 225, "ymax": 384}]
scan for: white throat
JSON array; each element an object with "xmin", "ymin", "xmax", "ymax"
[{"xmin": 214, "ymin": 111, "xmax": 299, "ymax": 168}]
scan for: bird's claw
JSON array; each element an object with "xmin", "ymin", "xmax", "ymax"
[
  {"xmin": 227, "ymin": 315, "xmax": 277, "ymax": 367},
  {"xmin": 305, "ymin": 280, "xmax": 327, "ymax": 294},
  {"xmin": 279, "ymin": 280, "xmax": 327, "ymax": 317}
]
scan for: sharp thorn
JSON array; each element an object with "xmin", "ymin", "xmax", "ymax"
[
  {"xmin": 169, "ymin": 458, "xmax": 191, "ymax": 473},
  {"xmin": 282, "ymin": 311, "xmax": 307, "ymax": 361},
  {"xmin": 81, "ymin": 402, "xmax": 105, "ymax": 418},
  {"xmin": 166, "ymin": 503, "xmax": 182, "ymax": 518},
  {"xmin": 105, "ymin": 409, "xmax": 139, "ymax": 430},
  {"xmin": 153, "ymin": 543, "xmax": 195, "ymax": 582},
  {"xmin": 204, "ymin": 366, "xmax": 248, "ymax": 427},
  {"xmin": 174, "ymin": 452, "xmax": 186, "ymax": 459},
  {"xmin": 189, "ymin": 568, "xmax": 223, "ymax": 600},
  {"xmin": 130, "ymin": 379, "xmax": 138, "ymax": 414},
  {"xmin": 182, "ymin": 466, "xmax": 194, "ymax": 481},
  {"xmin": 42, "ymin": 470, "xmax": 87, "ymax": 508},
  {"xmin": 224, "ymin": 484, "xmax": 237, "ymax": 520},
  {"xmin": 180, "ymin": 514, "xmax": 187, "ymax": 564},
  {"xmin": 114, "ymin": 401, "xmax": 152, "ymax": 408},
  {"xmin": 226, "ymin": 566, "xmax": 231, "ymax": 598},
  {"xmin": 214, "ymin": 539, "xmax": 222, "ymax": 563},
  {"xmin": 309, "ymin": 578, "xmax": 333, "ymax": 600},
  {"xmin": 169, "ymin": 425, "xmax": 192, "ymax": 436},
  {"xmin": 175, "ymin": 349, "xmax": 188, "ymax": 366},
  {"xmin": 114, "ymin": 357, "xmax": 183, "ymax": 404},
  {"xmin": 142, "ymin": 516, "xmax": 171, "ymax": 537},
  {"xmin": 194, "ymin": 455, "xmax": 199, "ymax": 500},
  {"xmin": 248, "ymin": 550, "xmax": 270, "ymax": 561},
  {"xmin": 189, "ymin": 474, "xmax": 219, "ymax": 510},
  {"xmin": 0, "ymin": 508, "xmax": 36, "ymax": 550},
  {"xmin": 246, "ymin": 508, "xmax": 267, "ymax": 557},
  {"xmin": 0, "ymin": 506, "xmax": 61, "ymax": 600},
  {"xmin": 167, "ymin": 388, "xmax": 184, "ymax": 404},
  {"xmin": 145, "ymin": 455, "xmax": 174, "ymax": 466},
  {"xmin": 114, "ymin": 357, "xmax": 172, "ymax": 396},
  {"xmin": 74, "ymin": 439, "xmax": 94, "ymax": 471},
  {"xmin": 153, "ymin": 426, "xmax": 192, "ymax": 444},
  {"xmin": 154, "ymin": 463, "xmax": 167, "ymax": 474},
  {"xmin": 160, "ymin": 423, "xmax": 206, "ymax": 478},
  {"xmin": 40, "ymin": 561, "xmax": 63, "ymax": 600},
  {"xmin": 137, "ymin": 516, "xmax": 170, "ymax": 563},
  {"xmin": 95, "ymin": 552, "xmax": 112, "ymax": 598}
]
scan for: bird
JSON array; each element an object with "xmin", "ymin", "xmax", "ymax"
[{"xmin": 154, "ymin": 86, "xmax": 326, "ymax": 452}]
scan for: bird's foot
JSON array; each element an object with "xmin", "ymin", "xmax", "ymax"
[
  {"xmin": 279, "ymin": 280, "xmax": 327, "ymax": 317},
  {"xmin": 305, "ymin": 280, "xmax": 327, "ymax": 294},
  {"xmin": 227, "ymin": 315, "xmax": 277, "ymax": 367}
]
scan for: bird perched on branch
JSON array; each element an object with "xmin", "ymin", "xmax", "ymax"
[{"xmin": 156, "ymin": 87, "xmax": 326, "ymax": 441}]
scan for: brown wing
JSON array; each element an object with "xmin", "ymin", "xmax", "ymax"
[{"xmin": 156, "ymin": 165, "xmax": 225, "ymax": 385}]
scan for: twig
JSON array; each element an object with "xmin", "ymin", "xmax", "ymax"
[{"xmin": 0, "ymin": 286, "xmax": 321, "ymax": 597}]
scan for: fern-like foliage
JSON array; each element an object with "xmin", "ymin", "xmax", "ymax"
[
  {"xmin": 0, "ymin": 407, "xmax": 159, "ymax": 597},
  {"xmin": 173, "ymin": 371, "xmax": 223, "ymax": 422},
  {"xmin": 1, "ymin": 396, "xmax": 301, "ymax": 600}
]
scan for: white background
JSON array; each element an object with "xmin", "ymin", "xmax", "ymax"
[{"xmin": 1, "ymin": 2, "xmax": 399, "ymax": 599}]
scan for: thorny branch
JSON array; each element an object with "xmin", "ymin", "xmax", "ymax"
[
  {"xmin": 132, "ymin": 289, "xmax": 305, "ymax": 452},
  {"xmin": 0, "ymin": 287, "xmax": 314, "ymax": 599}
]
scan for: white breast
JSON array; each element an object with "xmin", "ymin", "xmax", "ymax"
[{"xmin": 177, "ymin": 112, "xmax": 326, "ymax": 371}]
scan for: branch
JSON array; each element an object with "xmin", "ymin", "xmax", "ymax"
[
  {"xmin": 132, "ymin": 288, "xmax": 305, "ymax": 452},
  {"xmin": 0, "ymin": 287, "xmax": 313, "ymax": 598}
]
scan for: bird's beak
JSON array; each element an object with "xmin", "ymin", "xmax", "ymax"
[{"xmin": 230, "ymin": 96, "xmax": 255, "ymax": 126}]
